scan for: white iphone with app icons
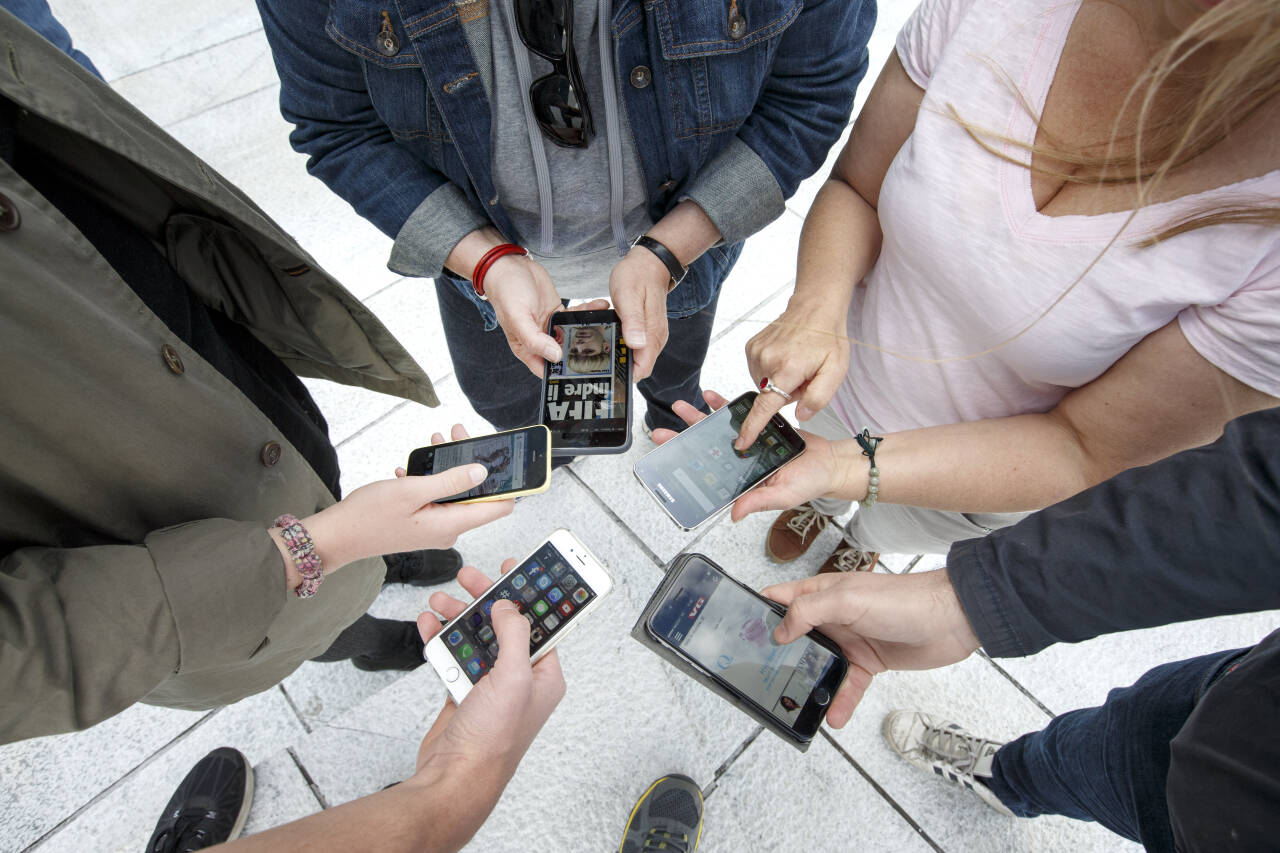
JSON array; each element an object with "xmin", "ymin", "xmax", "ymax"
[{"xmin": 423, "ymin": 529, "xmax": 613, "ymax": 702}]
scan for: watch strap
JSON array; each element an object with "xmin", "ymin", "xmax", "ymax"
[{"xmin": 632, "ymin": 234, "xmax": 687, "ymax": 292}]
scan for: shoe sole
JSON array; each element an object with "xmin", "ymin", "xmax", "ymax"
[
  {"xmin": 618, "ymin": 774, "xmax": 703, "ymax": 853},
  {"xmin": 764, "ymin": 537, "xmax": 804, "ymax": 564},
  {"xmin": 228, "ymin": 751, "xmax": 255, "ymax": 842}
]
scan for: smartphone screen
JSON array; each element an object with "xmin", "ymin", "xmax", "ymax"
[
  {"xmin": 647, "ymin": 556, "xmax": 846, "ymax": 736},
  {"xmin": 442, "ymin": 539, "xmax": 601, "ymax": 684},
  {"xmin": 634, "ymin": 391, "xmax": 804, "ymax": 529},
  {"xmin": 405, "ymin": 426, "xmax": 549, "ymax": 503},
  {"xmin": 542, "ymin": 310, "xmax": 632, "ymax": 453}
]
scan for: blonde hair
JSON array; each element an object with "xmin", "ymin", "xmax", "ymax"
[
  {"xmin": 951, "ymin": 0, "xmax": 1280, "ymax": 243},
  {"xmin": 566, "ymin": 353, "xmax": 611, "ymax": 373}
]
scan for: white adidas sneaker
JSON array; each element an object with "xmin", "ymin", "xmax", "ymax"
[{"xmin": 882, "ymin": 709, "xmax": 1016, "ymax": 817}]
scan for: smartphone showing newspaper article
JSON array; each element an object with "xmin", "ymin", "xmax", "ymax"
[{"xmin": 542, "ymin": 309, "xmax": 633, "ymax": 456}]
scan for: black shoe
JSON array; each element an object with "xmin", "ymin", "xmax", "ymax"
[
  {"xmin": 147, "ymin": 747, "xmax": 253, "ymax": 853},
  {"xmin": 382, "ymin": 548, "xmax": 462, "ymax": 587},
  {"xmin": 351, "ymin": 617, "xmax": 426, "ymax": 672},
  {"xmin": 618, "ymin": 774, "xmax": 703, "ymax": 853}
]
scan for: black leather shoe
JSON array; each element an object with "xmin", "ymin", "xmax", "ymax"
[
  {"xmin": 382, "ymin": 548, "xmax": 462, "ymax": 587},
  {"xmin": 351, "ymin": 618, "xmax": 426, "ymax": 672},
  {"xmin": 147, "ymin": 747, "xmax": 253, "ymax": 852}
]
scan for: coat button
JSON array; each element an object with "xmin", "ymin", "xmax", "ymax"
[
  {"xmin": 629, "ymin": 66, "xmax": 652, "ymax": 89},
  {"xmin": 728, "ymin": 12, "xmax": 747, "ymax": 40},
  {"xmin": 0, "ymin": 193, "xmax": 19, "ymax": 232},
  {"xmin": 261, "ymin": 441, "xmax": 282, "ymax": 467},
  {"xmin": 161, "ymin": 344, "xmax": 185, "ymax": 375},
  {"xmin": 376, "ymin": 11, "xmax": 400, "ymax": 56}
]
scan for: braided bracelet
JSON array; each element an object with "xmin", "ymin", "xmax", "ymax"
[
  {"xmin": 275, "ymin": 513, "xmax": 324, "ymax": 599},
  {"xmin": 854, "ymin": 429, "xmax": 884, "ymax": 508}
]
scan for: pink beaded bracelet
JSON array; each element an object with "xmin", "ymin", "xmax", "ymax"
[{"xmin": 275, "ymin": 513, "xmax": 324, "ymax": 598}]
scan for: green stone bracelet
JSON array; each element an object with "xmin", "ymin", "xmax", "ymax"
[{"xmin": 854, "ymin": 429, "xmax": 884, "ymax": 509}]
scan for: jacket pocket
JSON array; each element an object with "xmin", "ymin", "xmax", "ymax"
[
  {"xmin": 325, "ymin": 1, "xmax": 450, "ymax": 145},
  {"xmin": 648, "ymin": 0, "xmax": 801, "ymax": 138}
]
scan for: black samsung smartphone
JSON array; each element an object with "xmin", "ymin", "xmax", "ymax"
[
  {"xmin": 541, "ymin": 309, "xmax": 633, "ymax": 456},
  {"xmin": 633, "ymin": 391, "xmax": 806, "ymax": 530},
  {"xmin": 644, "ymin": 554, "xmax": 849, "ymax": 744},
  {"xmin": 405, "ymin": 425, "xmax": 551, "ymax": 504}
]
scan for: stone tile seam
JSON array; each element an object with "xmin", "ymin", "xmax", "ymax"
[
  {"xmin": 979, "ymin": 652, "xmax": 1058, "ymax": 719},
  {"xmin": 108, "ymin": 27, "xmax": 266, "ymax": 87},
  {"xmin": 20, "ymin": 709, "xmax": 222, "ymax": 851},
  {"xmin": 285, "ymin": 746, "xmax": 331, "ymax": 811},
  {"xmin": 167, "ymin": 82, "xmax": 279, "ymax": 135},
  {"xmin": 700, "ymin": 725, "xmax": 764, "ymax": 800},
  {"xmin": 277, "ymin": 683, "xmax": 314, "ymax": 735},
  {"xmin": 561, "ymin": 467, "xmax": 667, "ymax": 571},
  {"xmin": 708, "ymin": 278, "xmax": 798, "ymax": 347},
  {"xmin": 819, "ymin": 729, "xmax": 947, "ymax": 853}
]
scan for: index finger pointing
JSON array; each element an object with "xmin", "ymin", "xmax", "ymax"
[{"xmin": 734, "ymin": 393, "xmax": 786, "ymax": 450}]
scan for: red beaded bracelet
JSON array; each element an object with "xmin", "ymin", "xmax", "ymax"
[
  {"xmin": 471, "ymin": 243, "xmax": 528, "ymax": 301},
  {"xmin": 275, "ymin": 513, "xmax": 324, "ymax": 599}
]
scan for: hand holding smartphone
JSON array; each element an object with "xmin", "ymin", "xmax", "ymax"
[
  {"xmin": 406, "ymin": 425, "xmax": 551, "ymax": 504},
  {"xmin": 423, "ymin": 529, "xmax": 613, "ymax": 702},
  {"xmin": 542, "ymin": 309, "xmax": 633, "ymax": 455},
  {"xmin": 634, "ymin": 553, "xmax": 849, "ymax": 749},
  {"xmin": 634, "ymin": 391, "xmax": 806, "ymax": 530}
]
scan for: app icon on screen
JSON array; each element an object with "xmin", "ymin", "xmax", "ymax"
[
  {"xmin": 477, "ymin": 626, "xmax": 495, "ymax": 645},
  {"xmin": 550, "ymin": 561, "xmax": 567, "ymax": 578},
  {"xmin": 547, "ymin": 588, "xmax": 563, "ymax": 604},
  {"xmin": 572, "ymin": 587, "xmax": 589, "ymax": 604},
  {"xmin": 530, "ymin": 627, "xmax": 545, "ymax": 644},
  {"xmin": 520, "ymin": 587, "xmax": 537, "ymax": 603},
  {"xmin": 469, "ymin": 612, "xmax": 484, "ymax": 628},
  {"xmin": 466, "ymin": 660, "xmax": 482, "ymax": 676},
  {"xmin": 543, "ymin": 613, "xmax": 561, "ymax": 631},
  {"xmin": 536, "ymin": 575, "xmax": 552, "ymax": 590},
  {"xmin": 447, "ymin": 630, "xmax": 463, "ymax": 646},
  {"xmin": 459, "ymin": 643, "xmax": 474, "ymax": 658},
  {"xmin": 558, "ymin": 601, "xmax": 574, "ymax": 617},
  {"xmin": 511, "ymin": 574, "xmax": 528, "ymax": 590},
  {"xmin": 533, "ymin": 600, "xmax": 550, "ymax": 616}
]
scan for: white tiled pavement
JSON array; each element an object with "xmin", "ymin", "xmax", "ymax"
[{"xmin": 5, "ymin": 3, "xmax": 1273, "ymax": 851}]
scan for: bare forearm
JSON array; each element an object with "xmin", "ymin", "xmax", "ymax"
[
  {"xmin": 644, "ymin": 200, "xmax": 722, "ymax": 268},
  {"xmin": 219, "ymin": 757, "xmax": 513, "ymax": 853},
  {"xmin": 789, "ymin": 178, "xmax": 881, "ymax": 317},
  {"xmin": 828, "ymin": 413, "xmax": 1096, "ymax": 514},
  {"xmin": 443, "ymin": 226, "xmax": 507, "ymax": 280}
]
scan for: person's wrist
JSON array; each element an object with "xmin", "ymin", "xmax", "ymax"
[
  {"xmin": 297, "ymin": 508, "xmax": 349, "ymax": 575},
  {"xmin": 785, "ymin": 287, "xmax": 851, "ymax": 323},
  {"xmin": 938, "ymin": 568, "xmax": 982, "ymax": 655},
  {"xmin": 831, "ymin": 439, "xmax": 872, "ymax": 502}
]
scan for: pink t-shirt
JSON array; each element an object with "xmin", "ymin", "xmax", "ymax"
[{"xmin": 830, "ymin": 0, "xmax": 1280, "ymax": 436}]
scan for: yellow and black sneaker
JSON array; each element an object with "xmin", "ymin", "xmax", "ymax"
[{"xmin": 619, "ymin": 774, "xmax": 704, "ymax": 853}]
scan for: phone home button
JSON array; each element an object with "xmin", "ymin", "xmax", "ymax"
[
  {"xmin": 445, "ymin": 666, "xmax": 461, "ymax": 683},
  {"xmin": 813, "ymin": 688, "xmax": 831, "ymax": 707}
]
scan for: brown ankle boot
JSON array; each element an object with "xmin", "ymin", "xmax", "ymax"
[{"xmin": 766, "ymin": 503, "xmax": 830, "ymax": 563}]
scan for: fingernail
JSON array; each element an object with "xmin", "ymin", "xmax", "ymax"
[
  {"xmin": 543, "ymin": 344, "xmax": 562, "ymax": 362},
  {"xmin": 797, "ymin": 406, "xmax": 813, "ymax": 420},
  {"xmin": 628, "ymin": 331, "xmax": 647, "ymax": 348},
  {"xmin": 492, "ymin": 600, "xmax": 515, "ymax": 615},
  {"xmin": 469, "ymin": 464, "xmax": 487, "ymax": 484}
]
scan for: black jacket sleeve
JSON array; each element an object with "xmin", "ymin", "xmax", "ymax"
[{"xmin": 947, "ymin": 407, "xmax": 1280, "ymax": 658}]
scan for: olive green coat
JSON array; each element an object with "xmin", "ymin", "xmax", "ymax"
[{"xmin": 0, "ymin": 8, "xmax": 436, "ymax": 743}]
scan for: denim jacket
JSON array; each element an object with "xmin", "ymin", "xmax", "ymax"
[{"xmin": 257, "ymin": 0, "xmax": 875, "ymax": 324}]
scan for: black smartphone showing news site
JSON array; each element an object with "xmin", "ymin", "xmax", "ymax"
[
  {"xmin": 633, "ymin": 391, "xmax": 805, "ymax": 530},
  {"xmin": 405, "ymin": 425, "xmax": 551, "ymax": 504},
  {"xmin": 645, "ymin": 554, "xmax": 848, "ymax": 743},
  {"xmin": 541, "ymin": 309, "xmax": 633, "ymax": 456}
]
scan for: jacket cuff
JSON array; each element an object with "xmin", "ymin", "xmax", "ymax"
[
  {"xmin": 144, "ymin": 520, "xmax": 286, "ymax": 673},
  {"xmin": 682, "ymin": 138, "xmax": 786, "ymax": 245},
  {"xmin": 946, "ymin": 537, "xmax": 1037, "ymax": 658},
  {"xmin": 388, "ymin": 184, "xmax": 491, "ymax": 279}
]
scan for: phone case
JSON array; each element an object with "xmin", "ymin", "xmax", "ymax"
[
  {"xmin": 542, "ymin": 310, "xmax": 633, "ymax": 456},
  {"xmin": 630, "ymin": 553, "xmax": 815, "ymax": 752}
]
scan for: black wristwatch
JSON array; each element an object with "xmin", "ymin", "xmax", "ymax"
[{"xmin": 632, "ymin": 234, "xmax": 688, "ymax": 292}]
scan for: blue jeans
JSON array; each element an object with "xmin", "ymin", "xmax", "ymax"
[
  {"xmin": 987, "ymin": 647, "xmax": 1250, "ymax": 851},
  {"xmin": 435, "ymin": 278, "xmax": 719, "ymax": 433}
]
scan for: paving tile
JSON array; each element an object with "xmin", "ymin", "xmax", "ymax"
[
  {"xmin": 47, "ymin": 0, "xmax": 261, "ymax": 81},
  {"xmin": 701, "ymin": 734, "xmax": 935, "ymax": 853},
  {"xmin": 241, "ymin": 748, "xmax": 322, "ymax": 836},
  {"xmin": 165, "ymin": 86, "xmax": 400, "ymax": 302},
  {"xmin": 994, "ymin": 610, "xmax": 1280, "ymax": 716},
  {"xmin": 112, "ymin": 29, "xmax": 278, "ymax": 128},
  {"xmin": 0, "ymin": 703, "xmax": 204, "ymax": 850},
  {"xmin": 303, "ymin": 376, "xmax": 404, "ymax": 449},
  {"xmin": 34, "ymin": 688, "xmax": 307, "ymax": 853}
]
